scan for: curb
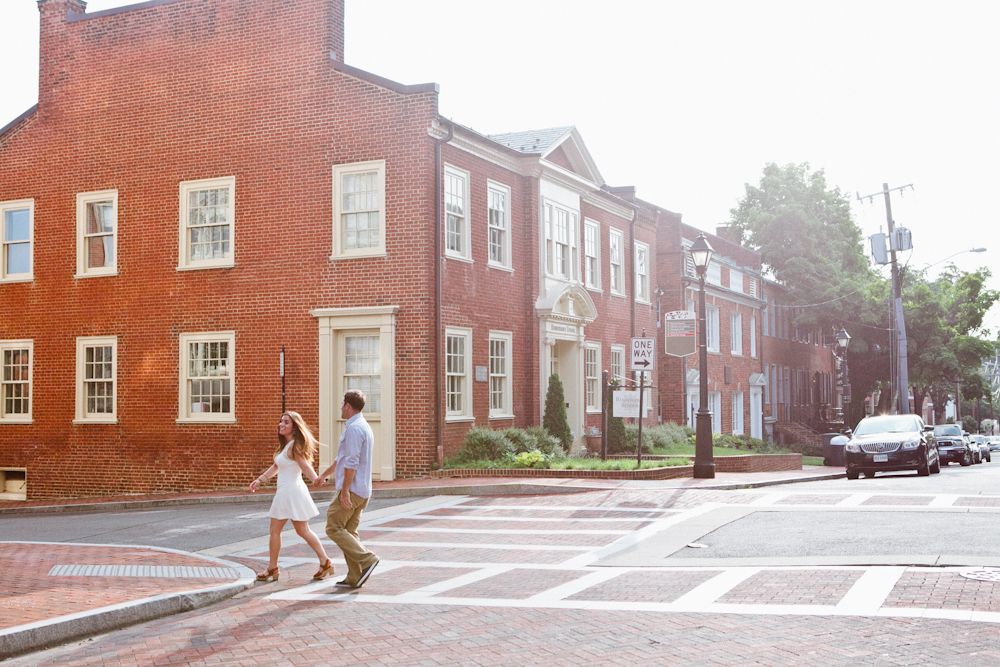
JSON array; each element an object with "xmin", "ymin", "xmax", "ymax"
[{"xmin": 0, "ymin": 545, "xmax": 256, "ymax": 660}]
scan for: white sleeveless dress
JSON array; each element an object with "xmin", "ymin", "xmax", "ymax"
[{"xmin": 268, "ymin": 441, "xmax": 319, "ymax": 521}]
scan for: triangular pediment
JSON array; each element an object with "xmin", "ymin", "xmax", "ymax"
[{"xmin": 540, "ymin": 128, "xmax": 604, "ymax": 185}]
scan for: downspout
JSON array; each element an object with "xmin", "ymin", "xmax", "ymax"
[
  {"xmin": 629, "ymin": 207, "xmax": 637, "ymax": 338},
  {"xmin": 434, "ymin": 121, "xmax": 454, "ymax": 468}
]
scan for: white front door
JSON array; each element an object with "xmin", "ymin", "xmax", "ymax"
[
  {"xmin": 337, "ymin": 331, "xmax": 391, "ymax": 480},
  {"xmin": 750, "ymin": 386, "xmax": 763, "ymax": 439},
  {"xmin": 687, "ymin": 386, "xmax": 699, "ymax": 429}
]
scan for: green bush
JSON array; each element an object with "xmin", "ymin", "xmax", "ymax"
[
  {"xmin": 454, "ymin": 427, "xmax": 513, "ymax": 463},
  {"xmin": 606, "ymin": 384, "xmax": 628, "ymax": 454},
  {"xmin": 622, "ymin": 424, "xmax": 654, "ymax": 454},
  {"xmin": 504, "ymin": 428, "xmax": 536, "ymax": 454},
  {"xmin": 512, "ymin": 450, "xmax": 549, "ymax": 468},
  {"xmin": 524, "ymin": 426, "xmax": 564, "ymax": 457},
  {"xmin": 712, "ymin": 433, "xmax": 779, "ymax": 453},
  {"xmin": 640, "ymin": 423, "xmax": 693, "ymax": 449},
  {"xmin": 543, "ymin": 374, "xmax": 573, "ymax": 453}
]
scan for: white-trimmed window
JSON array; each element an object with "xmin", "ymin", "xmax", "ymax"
[
  {"xmin": 333, "ymin": 160, "xmax": 386, "ymax": 259},
  {"xmin": 731, "ymin": 312, "xmax": 743, "ymax": 355},
  {"xmin": 706, "ymin": 260, "xmax": 721, "ymax": 286},
  {"xmin": 750, "ymin": 315, "xmax": 758, "ymax": 358},
  {"xmin": 707, "ymin": 305, "xmax": 720, "ymax": 353},
  {"xmin": 584, "ymin": 342, "xmax": 601, "ymax": 412},
  {"xmin": 1, "ymin": 199, "xmax": 33, "ymax": 282},
  {"xmin": 729, "ymin": 268, "xmax": 744, "ymax": 293},
  {"xmin": 732, "ymin": 391, "xmax": 744, "ymax": 435},
  {"xmin": 0, "ymin": 340, "xmax": 32, "ymax": 422},
  {"xmin": 445, "ymin": 327, "xmax": 472, "ymax": 420},
  {"xmin": 178, "ymin": 331, "xmax": 235, "ymax": 422},
  {"xmin": 76, "ymin": 190, "xmax": 118, "ymax": 277},
  {"xmin": 609, "ymin": 228, "xmax": 624, "ymax": 295},
  {"xmin": 75, "ymin": 336, "xmax": 117, "ymax": 423},
  {"xmin": 444, "ymin": 165, "xmax": 471, "ymax": 261},
  {"xmin": 583, "ymin": 219, "xmax": 601, "ymax": 290},
  {"xmin": 489, "ymin": 331, "xmax": 512, "ymax": 418},
  {"xmin": 610, "ymin": 345, "xmax": 625, "ymax": 386},
  {"xmin": 634, "ymin": 241, "xmax": 650, "ymax": 303},
  {"xmin": 544, "ymin": 201, "xmax": 579, "ymax": 280},
  {"xmin": 487, "ymin": 181, "xmax": 511, "ymax": 269},
  {"xmin": 344, "ymin": 334, "xmax": 381, "ymax": 414},
  {"xmin": 710, "ymin": 391, "xmax": 722, "ymax": 433},
  {"xmin": 178, "ymin": 177, "xmax": 235, "ymax": 270}
]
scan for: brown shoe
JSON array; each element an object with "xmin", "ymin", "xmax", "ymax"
[
  {"xmin": 312, "ymin": 560, "xmax": 334, "ymax": 581},
  {"xmin": 255, "ymin": 566, "xmax": 279, "ymax": 583}
]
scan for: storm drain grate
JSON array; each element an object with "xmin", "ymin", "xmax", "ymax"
[
  {"xmin": 48, "ymin": 564, "xmax": 240, "ymax": 579},
  {"xmin": 959, "ymin": 568, "xmax": 1000, "ymax": 583}
]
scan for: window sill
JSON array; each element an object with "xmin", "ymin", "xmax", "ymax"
[
  {"xmin": 0, "ymin": 418, "xmax": 33, "ymax": 424},
  {"xmin": 585, "ymin": 408, "xmax": 602, "ymax": 414},
  {"xmin": 73, "ymin": 418, "xmax": 118, "ymax": 425},
  {"xmin": 0, "ymin": 277, "xmax": 33, "ymax": 284},
  {"xmin": 329, "ymin": 251, "xmax": 387, "ymax": 261},
  {"xmin": 74, "ymin": 270, "xmax": 118, "ymax": 280},
  {"xmin": 487, "ymin": 263, "xmax": 513, "ymax": 273},
  {"xmin": 609, "ymin": 291, "xmax": 627, "ymax": 299},
  {"xmin": 488, "ymin": 414, "xmax": 515, "ymax": 420},
  {"xmin": 176, "ymin": 262, "xmax": 235, "ymax": 272},
  {"xmin": 445, "ymin": 416, "xmax": 475, "ymax": 423},
  {"xmin": 445, "ymin": 253, "xmax": 473, "ymax": 264},
  {"xmin": 635, "ymin": 299, "xmax": 652, "ymax": 305},
  {"xmin": 585, "ymin": 285, "xmax": 602, "ymax": 294},
  {"xmin": 176, "ymin": 416, "xmax": 237, "ymax": 424}
]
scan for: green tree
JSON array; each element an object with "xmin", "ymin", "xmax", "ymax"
[
  {"xmin": 606, "ymin": 381, "xmax": 627, "ymax": 454},
  {"xmin": 543, "ymin": 374, "xmax": 572, "ymax": 453}
]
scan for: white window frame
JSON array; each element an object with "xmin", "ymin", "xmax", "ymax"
[
  {"xmin": 706, "ymin": 260, "xmax": 721, "ymax": 286},
  {"xmin": 710, "ymin": 391, "xmax": 722, "ymax": 433},
  {"xmin": 543, "ymin": 201, "xmax": 579, "ymax": 281},
  {"xmin": 487, "ymin": 181, "xmax": 512, "ymax": 270},
  {"xmin": 729, "ymin": 268, "xmax": 744, "ymax": 293},
  {"xmin": 488, "ymin": 330, "xmax": 513, "ymax": 419},
  {"xmin": 75, "ymin": 190, "xmax": 118, "ymax": 278},
  {"xmin": 178, "ymin": 331, "xmax": 236, "ymax": 423},
  {"xmin": 750, "ymin": 315, "xmax": 758, "ymax": 358},
  {"xmin": 610, "ymin": 344, "xmax": 625, "ymax": 386},
  {"xmin": 634, "ymin": 241, "xmax": 650, "ymax": 303},
  {"xmin": 444, "ymin": 164, "xmax": 471, "ymax": 262},
  {"xmin": 75, "ymin": 336, "xmax": 117, "ymax": 423},
  {"xmin": 706, "ymin": 305, "xmax": 720, "ymax": 353},
  {"xmin": 584, "ymin": 342, "xmax": 601, "ymax": 413},
  {"xmin": 0, "ymin": 199, "xmax": 34, "ymax": 283},
  {"xmin": 583, "ymin": 219, "xmax": 601, "ymax": 290},
  {"xmin": 731, "ymin": 312, "xmax": 743, "ymax": 356},
  {"xmin": 177, "ymin": 176, "xmax": 236, "ymax": 271},
  {"xmin": 732, "ymin": 391, "xmax": 744, "ymax": 435},
  {"xmin": 0, "ymin": 339, "xmax": 32, "ymax": 423},
  {"xmin": 609, "ymin": 228, "xmax": 625, "ymax": 296},
  {"xmin": 332, "ymin": 159, "xmax": 387, "ymax": 260},
  {"xmin": 445, "ymin": 327, "xmax": 473, "ymax": 421}
]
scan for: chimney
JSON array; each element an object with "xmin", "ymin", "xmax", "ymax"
[
  {"xmin": 716, "ymin": 224, "xmax": 742, "ymax": 246},
  {"xmin": 328, "ymin": 0, "xmax": 345, "ymax": 61},
  {"xmin": 37, "ymin": 0, "xmax": 87, "ymax": 109}
]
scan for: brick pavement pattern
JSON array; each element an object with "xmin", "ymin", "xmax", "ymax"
[
  {"xmin": 884, "ymin": 571, "xmax": 1000, "ymax": 612},
  {"xmin": 567, "ymin": 570, "xmax": 716, "ymax": 603},
  {"xmin": 0, "ymin": 543, "xmax": 240, "ymax": 630},
  {"xmin": 718, "ymin": 569, "xmax": 863, "ymax": 606}
]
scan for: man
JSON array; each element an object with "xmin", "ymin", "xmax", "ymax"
[{"xmin": 315, "ymin": 390, "xmax": 379, "ymax": 588}]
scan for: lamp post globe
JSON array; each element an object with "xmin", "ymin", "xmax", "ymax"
[{"xmin": 690, "ymin": 233, "xmax": 715, "ymax": 479}]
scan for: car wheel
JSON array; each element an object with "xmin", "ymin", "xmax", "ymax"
[
  {"xmin": 846, "ymin": 469, "xmax": 859, "ymax": 480},
  {"xmin": 931, "ymin": 459, "xmax": 941, "ymax": 474},
  {"xmin": 961, "ymin": 452, "xmax": 972, "ymax": 466},
  {"xmin": 987, "ymin": 453, "xmax": 991, "ymax": 463},
  {"xmin": 918, "ymin": 459, "xmax": 930, "ymax": 476}
]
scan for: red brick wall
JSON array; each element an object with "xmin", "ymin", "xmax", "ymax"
[{"xmin": 0, "ymin": 0, "xmax": 440, "ymax": 499}]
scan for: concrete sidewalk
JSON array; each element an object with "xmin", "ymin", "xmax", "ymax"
[{"xmin": 0, "ymin": 467, "xmax": 843, "ymax": 659}]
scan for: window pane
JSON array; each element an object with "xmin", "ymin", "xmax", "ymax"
[
  {"xmin": 86, "ymin": 202, "xmax": 114, "ymax": 235},
  {"xmin": 5, "ymin": 243, "xmax": 30, "ymax": 274},
  {"xmin": 4, "ymin": 209, "xmax": 29, "ymax": 241}
]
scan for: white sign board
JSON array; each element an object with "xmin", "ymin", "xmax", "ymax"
[
  {"xmin": 613, "ymin": 390, "xmax": 651, "ymax": 418},
  {"xmin": 631, "ymin": 337, "xmax": 655, "ymax": 371}
]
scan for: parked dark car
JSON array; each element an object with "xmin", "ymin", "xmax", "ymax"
[
  {"xmin": 839, "ymin": 414, "xmax": 940, "ymax": 479},
  {"xmin": 934, "ymin": 424, "xmax": 974, "ymax": 466},
  {"xmin": 970, "ymin": 434, "xmax": 991, "ymax": 463}
]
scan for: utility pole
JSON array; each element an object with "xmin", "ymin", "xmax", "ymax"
[{"xmin": 859, "ymin": 182, "xmax": 913, "ymax": 414}]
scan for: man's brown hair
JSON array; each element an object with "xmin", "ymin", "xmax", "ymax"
[{"xmin": 344, "ymin": 390, "xmax": 366, "ymax": 412}]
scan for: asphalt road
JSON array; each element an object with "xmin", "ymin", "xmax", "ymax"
[{"xmin": 0, "ymin": 497, "xmax": 413, "ymax": 551}]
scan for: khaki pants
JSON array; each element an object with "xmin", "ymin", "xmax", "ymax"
[{"xmin": 325, "ymin": 491, "xmax": 378, "ymax": 585}]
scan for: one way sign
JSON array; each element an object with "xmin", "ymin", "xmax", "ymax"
[{"xmin": 630, "ymin": 337, "xmax": 656, "ymax": 371}]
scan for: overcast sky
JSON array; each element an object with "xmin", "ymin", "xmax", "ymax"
[{"xmin": 2, "ymin": 0, "xmax": 997, "ymax": 331}]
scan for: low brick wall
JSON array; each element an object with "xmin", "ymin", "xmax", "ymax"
[{"xmin": 431, "ymin": 454, "xmax": 801, "ymax": 480}]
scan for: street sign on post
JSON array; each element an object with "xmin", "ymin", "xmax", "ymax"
[
  {"xmin": 664, "ymin": 310, "xmax": 696, "ymax": 357},
  {"xmin": 631, "ymin": 337, "xmax": 655, "ymax": 371}
]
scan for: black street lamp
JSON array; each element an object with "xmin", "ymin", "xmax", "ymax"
[
  {"xmin": 690, "ymin": 233, "xmax": 715, "ymax": 479},
  {"xmin": 834, "ymin": 327, "xmax": 850, "ymax": 424}
]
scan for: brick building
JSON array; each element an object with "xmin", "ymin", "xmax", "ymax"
[{"xmin": 0, "ymin": 0, "xmax": 837, "ymax": 501}]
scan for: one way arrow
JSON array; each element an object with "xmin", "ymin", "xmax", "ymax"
[{"xmin": 634, "ymin": 359, "xmax": 650, "ymax": 368}]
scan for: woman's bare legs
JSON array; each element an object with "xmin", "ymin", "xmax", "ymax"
[
  {"xmin": 267, "ymin": 518, "xmax": 287, "ymax": 570},
  {"xmin": 292, "ymin": 520, "xmax": 331, "ymax": 565}
]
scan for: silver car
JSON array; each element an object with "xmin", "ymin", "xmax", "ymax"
[{"xmin": 970, "ymin": 434, "xmax": 991, "ymax": 463}]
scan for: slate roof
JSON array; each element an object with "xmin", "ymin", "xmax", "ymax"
[{"xmin": 487, "ymin": 126, "xmax": 574, "ymax": 155}]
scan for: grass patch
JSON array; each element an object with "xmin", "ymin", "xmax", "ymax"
[
  {"xmin": 649, "ymin": 443, "xmax": 793, "ymax": 458},
  {"xmin": 802, "ymin": 456, "xmax": 825, "ymax": 466},
  {"xmin": 442, "ymin": 457, "xmax": 687, "ymax": 471}
]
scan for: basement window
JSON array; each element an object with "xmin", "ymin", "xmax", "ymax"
[{"xmin": 0, "ymin": 468, "xmax": 26, "ymax": 501}]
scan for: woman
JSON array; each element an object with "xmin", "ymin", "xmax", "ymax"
[{"xmin": 249, "ymin": 411, "xmax": 334, "ymax": 582}]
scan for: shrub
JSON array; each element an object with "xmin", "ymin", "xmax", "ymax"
[
  {"xmin": 713, "ymin": 433, "xmax": 778, "ymax": 452},
  {"xmin": 454, "ymin": 427, "xmax": 513, "ymax": 463},
  {"xmin": 622, "ymin": 424, "xmax": 654, "ymax": 454},
  {"xmin": 543, "ymin": 374, "xmax": 572, "ymax": 453},
  {"xmin": 504, "ymin": 428, "xmax": 537, "ymax": 454},
  {"xmin": 524, "ymin": 426, "xmax": 564, "ymax": 457},
  {"xmin": 606, "ymin": 384, "xmax": 628, "ymax": 454},
  {"xmin": 512, "ymin": 450, "xmax": 549, "ymax": 468},
  {"xmin": 640, "ymin": 423, "xmax": 693, "ymax": 450}
]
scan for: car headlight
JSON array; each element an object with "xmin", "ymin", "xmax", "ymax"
[
  {"xmin": 845, "ymin": 443, "xmax": 861, "ymax": 453},
  {"xmin": 902, "ymin": 440, "xmax": 920, "ymax": 450}
]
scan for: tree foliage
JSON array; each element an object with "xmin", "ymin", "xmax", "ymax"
[{"xmin": 543, "ymin": 374, "xmax": 572, "ymax": 453}]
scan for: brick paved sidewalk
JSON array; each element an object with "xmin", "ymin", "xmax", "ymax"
[{"xmin": 0, "ymin": 542, "xmax": 254, "ymax": 659}]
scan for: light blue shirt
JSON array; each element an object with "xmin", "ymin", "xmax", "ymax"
[{"xmin": 334, "ymin": 412, "xmax": 374, "ymax": 499}]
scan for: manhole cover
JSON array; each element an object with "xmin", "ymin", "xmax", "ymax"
[{"xmin": 960, "ymin": 568, "xmax": 1000, "ymax": 582}]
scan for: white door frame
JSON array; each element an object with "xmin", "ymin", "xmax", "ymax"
[{"xmin": 312, "ymin": 306, "xmax": 398, "ymax": 480}]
